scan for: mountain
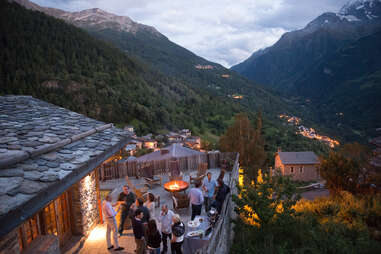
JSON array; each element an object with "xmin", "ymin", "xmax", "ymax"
[
  {"xmin": 232, "ymin": 0, "xmax": 381, "ymax": 90},
  {"xmin": 0, "ymin": 0, "xmax": 244, "ymax": 136},
  {"xmin": 294, "ymin": 30, "xmax": 381, "ymax": 141},
  {"xmin": 12, "ymin": 0, "xmax": 291, "ymax": 118},
  {"xmin": 1, "ymin": 0, "xmax": 331, "ymax": 155},
  {"xmin": 231, "ymin": 0, "xmax": 381, "ymax": 142}
]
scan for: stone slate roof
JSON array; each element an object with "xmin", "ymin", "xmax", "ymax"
[
  {"xmin": 0, "ymin": 96, "xmax": 131, "ymax": 236},
  {"xmin": 277, "ymin": 151, "xmax": 319, "ymax": 165},
  {"xmin": 137, "ymin": 143, "xmax": 203, "ymax": 162}
]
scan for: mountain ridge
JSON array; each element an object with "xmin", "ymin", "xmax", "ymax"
[
  {"xmin": 231, "ymin": 0, "xmax": 381, "ymax": 142},
  {"xmin": 11, "ymin": 0, "xmax": 163, "ymax": 37}
]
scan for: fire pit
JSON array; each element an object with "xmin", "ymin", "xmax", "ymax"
[{"xmin": 164, "ymin": 180, "xmax": 189, "ymax": 193}]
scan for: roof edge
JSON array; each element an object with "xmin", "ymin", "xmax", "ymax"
[
  {"xmin": 0, "ymin": 136, "xmax": 130, "ymax": 237},
  {"xmin": 0, "ymin": 124, "xmax": 113, "ymax": 169}
]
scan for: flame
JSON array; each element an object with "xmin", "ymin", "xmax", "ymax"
[{"xmin": 168, "ymin": 181, "xmax": 180, "ymax": 190}]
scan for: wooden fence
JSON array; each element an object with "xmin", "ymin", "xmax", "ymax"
[
  {"xmin": 200, "ymin": 152, "xmax": 240, "ymax": 254},
  {"xmin": 98, "ymin": 152, "xmax": 236, "ymax": 181}
]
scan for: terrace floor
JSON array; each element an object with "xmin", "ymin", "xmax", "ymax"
[{"xmin": 63, "ymin": 168, "xmax": 228, "ymax": 254}]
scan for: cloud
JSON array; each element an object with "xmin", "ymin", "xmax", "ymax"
[{"xmin": 33, "ymin": 0, "xmax": 349, "ymax": 67}]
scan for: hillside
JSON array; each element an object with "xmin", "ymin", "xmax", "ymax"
[
  {"xmin": 0, "ymin": 0, "xmax": 242, "ymax": 135},
  {"xmin": 295, "ymin": 30, "xmax": 381, "ymax": 141},
  {"xmin": 232, "ymin": 0, "xmax": 381, "ymax": 91},
  {"xmin": 0, "ymin": 0, "xmax": 333, "ymax": 156},
  {"xmin": 12, "ymin": 0, "xmax": 294, "ymax": 119},
  {"xmin": 231, "ymin": 0, "xmax": 381, "ymax": 142}
]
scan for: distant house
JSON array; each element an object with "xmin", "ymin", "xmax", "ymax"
[
  {"xmin": 0, "ymin": 96, "xmax": 131, "ymax": 253},
  {"xmin": 142, "ymin": 139, "xmax": 158, "ymax": 150},
  {"xmin": 167, "ymin": 133, "xmax": 186, "ymax": 143},
  {"xmin": 129, "ymin": 139, "xmax": 143, "ymax": 149},
  {"xmin": 274, "ymin": 151, "xmax": 320, "ymax": 181},
  {"xmin": 180, "ymin": 129, "xmax": 192, "ymax": 137},
  {"xmin": 184, "ymin": 136, "xmax": 201, "ymax": 150},
  {"xmin": 124, "ymin": 125, "xmax": 134, "ymax": 134},
  {"xmin": 125, "ymin": 144, "xmax": 137, "ymax": 156}
]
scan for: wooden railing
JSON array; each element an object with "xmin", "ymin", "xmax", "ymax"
[
  {"xmin": 200, "ymin": 153, "xmax": 240, "ymax": 254},
  {"xmin": 98, "ymin": 152, "xmax": 237, "ymax": 181}
]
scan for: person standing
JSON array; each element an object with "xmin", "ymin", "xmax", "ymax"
[
  {"xmin": 188, "ymin": 181, "xmax": 204, "ymax": 220},
  {"xmin": 146, "ymin": 219, "xmax": 162, "ymax": 254},
  {"xmin": 136, "ymin": 197, "xmax": 150, "ymax": 226},
  {"xmin": 170, "ymin": 214, "xmax": 185, "ymax": 254},
  {"xmin": 159, "ymin": 204, "xmax": 174, "ymax": 254},
  {"xmin": 117, "ymin": 185, "xmax": 136, "ymax": 236},
  {"xmin": 102, "ymin": 195, "xmax": 124, "ymax": 251},
  {"xmin": 212, "ymin": 178, "xmax": 230, "ymax": 213},
  {"xmin": 132, "ymin": 209, "xmax": 146, "ymax": 254},
  {"xmin": 144, "ymin": 193, "xmax": 156, "ymax": 221},
  {"xmin": 202, "ymin": 172, "xmax": 217, "ymax": 212}
]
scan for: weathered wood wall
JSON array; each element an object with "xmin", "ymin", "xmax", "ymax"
[{"xmin": 98, "ymin": 152, "xmax": 236, "ymax": 181}]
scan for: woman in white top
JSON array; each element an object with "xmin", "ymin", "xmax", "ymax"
[
  {"xmin": 144, "ymin": 193, "xmax": 156, "ymax": 221},
  {"xmin": 170, "ymin": 214, "xmax": 185, "ymax": 254}
]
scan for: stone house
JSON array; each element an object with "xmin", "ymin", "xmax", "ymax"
[
  {"xmin": 0, "ymin": 96, "xmax": 131, "ymax": 254},
  {"xmin": 274, "ymin": 151, "xmax": 320, "ymax": 181}
]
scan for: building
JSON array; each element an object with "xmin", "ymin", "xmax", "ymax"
[
  {"xmin": 143, "ymin": 139, "xmax": 158, "ymax": 150},
  {"xmin": 0, "ymin": 96, "xmax": 131, "ymax": 253},
  {"xmin": 129, "ymin": 139, "xmax": 143, "ymax": 149},
  {"xmin": 125, "ymin": 144, "xmax": 137, "ymax": 156},
  {"xmin": 167, "ymin": 133, "xmax": 186, "ymax": 143},
  {"xmin": 274, "ymin": 151, "xmax": 320, "ymax": 181},
  {"xmin": 184, "ymin": 136, "xmax": 201, "ymax": 150},
  {"xmin": 123, "ymin": 125, "xmax": 135, "ymax": 134},
  {"xmin": 180, "ymin": 129, "xmax": 191, "ymax": 137}
]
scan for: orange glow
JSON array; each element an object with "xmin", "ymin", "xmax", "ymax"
[
  {"xmin": 279, "ymin": 114, "xmax": 339, "ymax": 148},
  {"xmin": 87, "ymin": 225, "xmax": 106, "ymax": 241},
  {"xmin": 164, "ymin": 180, "xmax": 189, "ymax": 192},
  {"xmin": 169, "ymin": 182, "xmax": 180, "ymax": 190}
]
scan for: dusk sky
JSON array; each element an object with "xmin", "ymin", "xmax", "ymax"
[{"xmin": 33, "ymin": 0, "xmax": 349, "ymax": 67}]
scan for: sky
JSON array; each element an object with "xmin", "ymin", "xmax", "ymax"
[{"xmin": 33, "ymin": 0, "xmax": 349, "ymax": 67}]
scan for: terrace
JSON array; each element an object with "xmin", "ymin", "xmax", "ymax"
[{"xmin": 63, "ymin": 153, "xmax": 239, "ymax": 254}]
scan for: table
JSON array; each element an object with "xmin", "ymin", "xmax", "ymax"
[{"xmin": 183, "ymin": 216, "xmax": 212, "ymax": 254}]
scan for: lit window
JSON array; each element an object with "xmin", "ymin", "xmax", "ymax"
[{"xmin": 290, "ymin": 167, "xmax": 294, "ymax": 173}]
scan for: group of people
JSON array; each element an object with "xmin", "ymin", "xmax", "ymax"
[
  {"xmin": 102, "ymin": 185, "xmax": 185, "ymax": 254},
  {"xmin": 188, "ymin": 172, "xmax": 230, "ymax": 220},
  {"xmin": 102, "ymin": 171, "xmax": 230, "ymax": 253}
]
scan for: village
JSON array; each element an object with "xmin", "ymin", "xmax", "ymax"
[
  {"xmin": 279, "ymin": 114, "xmax": 340, "ymax": 148},
  {"xmin": 122, "ymin": 127, "xmax": 202, "ymax": 156}
]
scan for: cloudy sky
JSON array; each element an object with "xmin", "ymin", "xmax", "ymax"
[{"xmin": 34, "ymin": 0, "xmax": 349, "ymax": 67}]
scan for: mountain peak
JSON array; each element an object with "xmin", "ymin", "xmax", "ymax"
[
  {"xmin": 11, "ymin": 0, "xmax": 163, "ymax": 37},
  {"xmin": 338, "ymin": 0, "xmax": 381, "ymax": 21}
]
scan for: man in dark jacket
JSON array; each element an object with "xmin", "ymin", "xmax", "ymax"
[
  {"xmin": 132, "ymin": 209, "xmax": 145, "ymax": 254},
  {"xmin": 117, "ymin": 185, "xmax": 136, "ymax": 236},
  {"xmin": 212, "ymin": 178, "xmax": 230, "ymax": 213}
]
